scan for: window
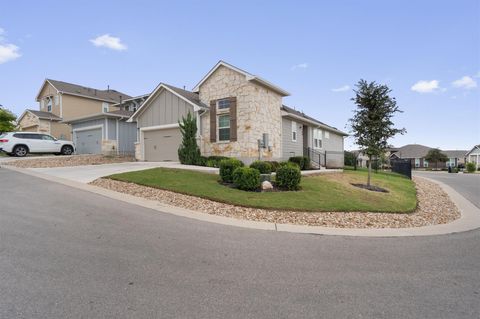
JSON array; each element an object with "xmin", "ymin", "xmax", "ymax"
[
  {"xmin": 325, "ymin": 131, "xmax": 330, "ymax": 139},
  {"xmin": 423, "ymin": 160, "xmax": 429, "ymax": 168},
  {"xmin": 41, "ymin": 134, "xmax": 55, "ymax": 141},
  {"xmin": 291, "ymin": 121, "xmax": 297, "ymax": 142},
  {"xmin": 46, "ymin": 97, "xmax": 52, "ymax": 112},
  {"xmin": 415, "ymin": 158, "xmax": 420, "ymax": 167},
  {"xmin": 313, "ymin": 128, "xmax": 322, "ymax": 149},
  {"xmin": 217, "ymin": 99, "xmax": 231, "ymax": 110},
  {"xmin": 102, "ymin": 102, "xmax": 109, "ymax": 113},
  {"xmin": 218, "ymin": 114, "xmax": 230, "ymax": 141},
  {"xmin": 448, "ymin": 158, "xmax": 456, "ymax": 167}
]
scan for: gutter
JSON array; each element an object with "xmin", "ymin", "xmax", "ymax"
[{"xmin": 281, "ymin": 111, "xmax": 348, "ymax": 136}]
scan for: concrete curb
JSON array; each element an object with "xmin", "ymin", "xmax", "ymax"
[{"xmin": 3, "ymin": 165, "xmax": 480, "ymax": 237}]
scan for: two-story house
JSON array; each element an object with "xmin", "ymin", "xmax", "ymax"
[
  {"xmin": 17, "ymin": 79, "xmax": 131, "ymax": 140},
  {"xmin": 129, "ymin": 61, "xmax": 347, "ymax": 167}
]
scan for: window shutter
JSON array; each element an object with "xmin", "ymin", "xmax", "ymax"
[
  {"xmin": 229, "ymin": 97, "xmax": 237, "ymax": 141},
  {"xmin": 210, "ymin": 100, "xmax": 217, "ymax": 142}
]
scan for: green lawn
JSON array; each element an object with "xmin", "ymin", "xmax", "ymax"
[{"xmin": 107, "ymin": 168, "xmax": 417, "ymax": 213}]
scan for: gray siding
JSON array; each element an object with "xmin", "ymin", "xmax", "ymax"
[
  {"xmin": 107, "ymin": 118, "xmax": 116, "ymax": 140},
  {"xmin": 137, "ymin": 89, "xmax": 194, "ymax": 128},
  {"xmin": 71, "ymin": 119, "xmax": 106, "ymax": 139},
  {"xmin": 281, "ymin": 118, "xmax": 304, "ymax": 160},
  {"xmin": 118, "ymin": 120, "xmax": 137, "ymax": 154},
  {"xmin": 322, "ymin": 131, "xmax": 344, "ymax": 168}
]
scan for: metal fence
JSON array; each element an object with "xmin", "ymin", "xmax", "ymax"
[
  {"xmin": 304, "ymin": 148, "xmax": 344, "ymax": 169},
  {"xmin": 391, "ymin": 159, "xmax": 412, "ymax": 179}
]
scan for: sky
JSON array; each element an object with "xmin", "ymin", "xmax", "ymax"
[{"xmin": 0, "ymin": 0, "xmax": 478, "ymax": 150}]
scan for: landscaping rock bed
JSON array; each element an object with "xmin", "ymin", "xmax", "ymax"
[
  {"xmin": 5, "ymin": 155, "xmax": 135, "ymax": 168},
  {"xmin": 90, "ymin": 177, "xmax": 460, "ymax": 229}
]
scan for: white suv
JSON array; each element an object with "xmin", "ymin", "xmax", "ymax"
[{"xmin": 0, "ymin": 132, "xmax": 75, "ymax": 157}]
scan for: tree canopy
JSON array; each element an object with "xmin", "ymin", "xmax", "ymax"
[
  {"xmin": 0, "ymin": 107, "xmax": 17, "ymax": 133},
  {"xmin": 425, "ymin": 148, "xmax": 448, "ymax": 169}
]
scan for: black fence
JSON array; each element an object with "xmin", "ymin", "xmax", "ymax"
[
  {"xmin": 304, "ymin": 148, "xmax": 344, "ymax": 169},
  {"xmin": 391, "ymin": 159, "xmax": 412, "ymax": 179}
]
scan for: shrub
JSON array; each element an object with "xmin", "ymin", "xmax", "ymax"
[
  {"xmin": 219, "ymin": 158, "xmax": 244, "ymax": 183},
  {"xmin": 197, "ymin": 156, "xmax": 208, "ymax": 166},
  {"xmin": 250, "ymin": 160, "xmax": 272, "ymax": 174},
  {"xmin": 232, "ymin": 167, "xmax": 261, "ymax": 191},
  {"xmin": 466, "ymin": 162, "xmax": 476, "ymax": 173},
  {"xmin": 206, "ymin": 156, "xmax": 229, "ymax": 168},
  {"xmin": 178, "ymin": 112, "xmax": 201, "ymax": 165},
  {"xmin": 288, "ymin": 156, "xmax": 311, "ymax": 170},
  {"xmin": 276, "ymin": 162, "xmax": 302, "ymax": 190},
  {"xmin": 266, "ymin": 161, "xmax": 281, "ymax": 172}
]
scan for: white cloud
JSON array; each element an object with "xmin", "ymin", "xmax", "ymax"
[
  {"xmin": 0, "ymin": 28, "xmax": 21, "ymax": 64},
  {"xmin": 331, "ymin": 85, "xmax": 350, "ymax": 92},
  {"xmin": 411, "ymin": 80, "xmax": 440, "ymax": 93},
  {"xmin": 90, "ymin": 34, "xmax": 127, "ymax": 51},
  {"xmin": 452, "ymin": 76, "xmax": 477, "ymax": 89},
  {"xmin": 291, "ymin": 63, "xmax": 308, "ymax": 71}
]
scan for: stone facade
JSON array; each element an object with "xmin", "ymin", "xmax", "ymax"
[
  {"xmin": 199, "ymin": 66, "xmax": 283, "ymax": 163},
  {"xmin": 134, "ymin": 142, "xmax": 141, "ymax": 161},
  {"xmin": 101, "ymin": 140, "xmax": 118, "ymax": 156}
]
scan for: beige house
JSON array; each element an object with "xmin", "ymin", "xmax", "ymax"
[
  {"xmin": 465, "ymin": 145, "xmax": 480, "ymax": 169},
  {"xmin": 129, "ymin": 61, "xmax": 347, "ymax": 167},
  {"xmin": 17, "ymin": 79, "xmax": 131, "ymax": 140}
]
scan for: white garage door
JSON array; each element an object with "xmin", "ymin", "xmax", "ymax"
[{"xmin": 143, "ymin": 128, "xmax": 182, "ymax": 162}]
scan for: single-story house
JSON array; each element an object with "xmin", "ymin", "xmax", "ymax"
[
  {"xmin": 465, "ymin": 145, "xmax": 480, "ymax": 169},
  {"xmin": 390, "ymin": 144, "xmax": 468, "ymax": 169},
  {"xmin": 128, "ymin": 61, "xmax": 347, "ymax": 167}
]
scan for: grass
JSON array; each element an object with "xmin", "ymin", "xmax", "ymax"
[{"xmin": 107, "ymin": 168, "xmax": 417, "ymax": 213}]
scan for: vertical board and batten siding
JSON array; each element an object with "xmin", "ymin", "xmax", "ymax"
[
  {"xmin": 281, "ymin": 117, "xmax": 304, "ymax": 160},
  {"xmin": 107, "ymin": 118, "xmax": 117, "ymax": 140},
  {"xmin": 118, "ymin": 120, "xmax": 137, "ymax": 154},
  {"xmin": 137, "ymin": 89, "xmax": 194, "ymax": 128}
]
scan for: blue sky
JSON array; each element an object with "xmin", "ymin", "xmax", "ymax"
[{"xmin": 1, "ymin": 0, "xmax": 478, "ymax": 150}]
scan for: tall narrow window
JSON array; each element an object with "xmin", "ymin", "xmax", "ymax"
[
  {"xmin": 102, "ymin": 102, "xmax": 109, "ymax": 113},
  {"xmin": 46, "ymin": 97, "xmax": 52, "ymax": 112},
  {"xmin": 415, "ymin": 158, "xmax": 420, "ymax": 167},
  {"xmin": 313, "ymin": 129, "xmax": 322, "ymax": 148},
  {"xmin": 218, "ymin": 114, "xmax": 230, "ymax": 141},
  {"xmin": 291, "ymin": 121, "xmax": 297, "ymax": 142}
]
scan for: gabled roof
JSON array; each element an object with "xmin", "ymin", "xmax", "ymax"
[
  {"xmin": 443, "ymin": 150, "xmax": 469, "ymax": 158},
  {"xmin": 390, "ymin": 144, "xmax": 432, "ymax": 159},
  {"xmin": 192, "ymin": 60, "xmax": 290, "ymax": 96},
  {"xmin": 128, "ymin": 83, "xmax": 208, "ymax": 122},
  {"xmin": 465, "ymin": 145, "xmax": 480, "ymax": 156},
  {"xmin": 62, "ymin": 110, "xmax": 134, "ymax": 124},
  {"xmin": 36, "ymin": 79, "xmax": 132, "ymax": 103},
  {"xmin": 281, "ymin": 105, "xmax": 348, "ymax": 136},
  {"xmin": 18, "ymin": 109, "xmax": 62, "ymax": 122}
]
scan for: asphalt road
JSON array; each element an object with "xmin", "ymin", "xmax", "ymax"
[
  {"xmin": 414, "ymin": 171, "xmax": 480, "ymax": 208},
  {"xmin": 1, "ymin": 168, "xmax": 479, "ymax": 319}
]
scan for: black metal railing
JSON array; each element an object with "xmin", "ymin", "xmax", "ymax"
[{"xmin": 304, "ymin": 147, "xmax": 326, "ymax": 168}]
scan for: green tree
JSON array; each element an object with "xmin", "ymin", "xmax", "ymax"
[
  {"xmin": 349, "ymin": 80, "xmax": 406, "ymax": 187},
  {"xmin": 178, "ymin": 112, "xmax": 201, "ymax": 165},
  {"xmin": 425, "ymin": 148, "xmax": 448, "ymax": 170},
  {"xmin": 344, "ymin": 151, "xmax": 357, "ymax": 168},
  {"xmin": 0, "ymin": 107, "xmax": 17, "ymax": 133}
]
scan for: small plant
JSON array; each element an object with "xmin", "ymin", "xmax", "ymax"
[
  {"xmin": 276, "ymin": 162, "xmax": 302, "ymax": 190},
  {"xmin": 232, "ymin": 167, "xmax": 261, "ymax": 191},
  {"xmin": 265, "ymin": 161, "xmax": 281, "ymax": 172},
  {"xmin": 219, "ymin": 158, "xmax": 244, "ymax": 183},
  {"xmin": 250, "ymin": 160, "xmax": 272, "ymax": 174},
  {"xmin": 288, "ymin": 156, "xmax": 311, "ymax": 170},
  {"xmin": 466, "ymin": 162, "xmax": 476, "ymax": 173}
]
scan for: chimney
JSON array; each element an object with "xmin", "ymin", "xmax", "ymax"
[
  {"xmin": 183, "ymin": 85, "xmax": 186, "ymax": 90},
  {"xmin": 107, "ymin": 85, "xmax": 110, "ymax": 92},
  {"xmin": 94, "ymin": 89, "xmax": 97, "ymax": 95}
]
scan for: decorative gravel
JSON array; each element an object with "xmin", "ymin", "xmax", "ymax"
[
  {"xmin": 90, "ymin": 177, "xmax": 460, "ymax": 229},
  {"xmin": 5, "ymin": 155, "xmax": 135, "ymax": 168}
]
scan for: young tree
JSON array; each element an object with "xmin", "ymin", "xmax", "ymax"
[
  {"xmin": 0, "ymin": 107, "xmax": 17, "ymax": 133},
  {"xmin": 178, "ymin": 112, "xmax": 201, "ymax": 165},
  {"xmin": 425, "ymin": 148, "xmax": 448, "ymax": 170},
  {"xmin": 349, "ymin": 80, "xmax": 406, "ymax": 187}
]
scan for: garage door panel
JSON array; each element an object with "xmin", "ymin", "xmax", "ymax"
[
  {"xmin": 144, "ymin": 128, "xmax": 182, "ymax": 162},
  {"xmin": 75, "ymin": 129, "xmax": 102, "ymax": 154}
]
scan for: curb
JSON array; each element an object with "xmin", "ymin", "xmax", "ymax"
[{"xmin": 3, "ymin": 165, "xmax": 480, "ymax": 237}]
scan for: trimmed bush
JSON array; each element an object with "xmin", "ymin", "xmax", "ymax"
[
  {"xmin": 197, "ymin": 156, "xmax": 208, "ymax": 166},
  {"xmin": 288, "ymin": 156, "xmax": 311, "ymax": 170},
  {"xmin": 466, "ymin": 162, "xmax": 476, "ymax": 173},
  {"xmin": 206, "ymin": 156, "xmax": 229, "ymax": 168},
  {"xmin": 276, "ymin": 162, "xmax": 302, "ymax": 190},
  {"xmin": 219, "ymin": 158, "xmax": 244, "ymax": 183},
  {"xmin": 250, "ymin": 160, "xmax": 272, "ymax": 174},
  {"xmin": 232, "ymin": 167, "xmax": 261, "ymax": 191},
  {"xmin": 266, "ymin": 161, "xmax": 281, "ymax": 172}
]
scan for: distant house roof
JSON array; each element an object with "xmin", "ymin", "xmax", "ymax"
[
  {"xmin": 37, "ymin": 79, "xmax": 132, "ymax": 103},
  {"xmin": 465, "ymin": 145, "xmax": 480, "ymax": 156},
  {"xmin": 105, "ymin": 110, "xmax": 134, "ymax": 117},
  {"xmin": 27, "ymin": 110, "xmax": 62, "ymax": 121},
  {"xmin": 443, "ymin": 150, "xmax": 468, "ymax": 158},
  {"xmin": 390, "ymin": 144, "xmax": 432, "ymax": 159},
  {"xmin": 281, "ymin": 105, "xmax": 348, "ymax": 136},
  {"xmin": 192, "ymin": 60, "xmax": 290, "ymax": 96},
  {"xmin": 62, "ymin": 110, "xmax": 134, "ymax": 124}
]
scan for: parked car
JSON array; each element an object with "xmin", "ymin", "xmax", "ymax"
[{"xmin": 0, "ymin": 132, "xmax": 75, "ymax": 157}]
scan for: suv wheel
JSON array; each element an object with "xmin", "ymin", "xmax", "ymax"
[
  {"xmin": 13, "ymin": 145, "xmax": 28, "ymax": 157},
  {"xmin": 61, "ymin": 145, "xmax": 74, "ymax": 155}
]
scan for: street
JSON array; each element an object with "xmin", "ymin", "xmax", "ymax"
[{"xmin": 0, "ymin": 168, "xmax": 479, "ymax": 319}]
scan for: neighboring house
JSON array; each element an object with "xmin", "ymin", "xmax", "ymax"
[
  {"xmin": 465, "ymin": 145, "xmax": 480, "ymax": 169},
  {"xmin": 17, "ymin": 79, "xmax": 131, "ymax": 140},
  {"xmin": 63, "ymin": 95, "xmax": 147, "ymax": 155},
  {"xmin": 129, "ymin": 61, "xmax": 347, "ymax": 167},
  {"xmin": 352, "ymin": 150, "xmax": 369, "ymax": 168},
  {"xmin": 390, "ymin": 144, "xmax": 467, "ymax": 169}
]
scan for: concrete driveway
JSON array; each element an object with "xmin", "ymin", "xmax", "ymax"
[
  {"xmin": 1, "ymin": 168, "xmax": 479, "ymax": 319},
  {"xmin": 27, "ymin": 161, "xmax": 218, "ymax": 183},
  {"xmin": 414, "ymin": 171, "xmax": 480, "ymax": 208}
]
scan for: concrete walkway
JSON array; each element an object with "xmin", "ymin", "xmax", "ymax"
[{"xmin": 4, "ymin": 165, "xmax": 480, "ymax": 237}]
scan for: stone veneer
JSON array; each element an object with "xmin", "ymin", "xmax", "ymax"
[
  {"xmin": 199, "ymin": 66, "xmax": 283, "ymax": 163},
  {"xmin": 101, "ymin": 140, "xmax": 118, "ymax": 156}
]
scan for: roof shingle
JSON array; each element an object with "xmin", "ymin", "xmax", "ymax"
[{"xmin": 46, "ymin": 79, "xmax": 131, "ymax": 103}]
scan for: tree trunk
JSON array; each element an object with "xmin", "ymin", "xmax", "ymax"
[{"xmin": 367, "ymin": 156, "xmax": 372, "ymax": 187}]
